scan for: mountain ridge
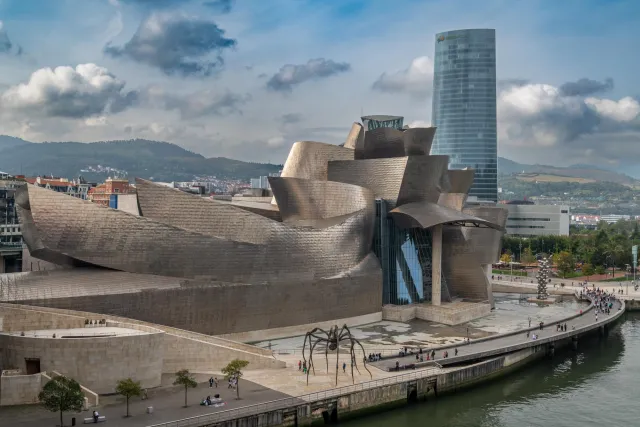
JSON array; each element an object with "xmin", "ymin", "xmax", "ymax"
[{"xmin": 0, "ymin": 135, "xmax": 634, "ymax": 185}]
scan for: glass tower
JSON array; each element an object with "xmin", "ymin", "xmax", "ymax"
[{"xmin": 431, "ymin": 29, "xmax": 497, "ymax": 202}]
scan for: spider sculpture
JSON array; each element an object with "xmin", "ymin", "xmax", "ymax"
[{"xmin": 302, "ymin": 324, "xmax": 372, "ymax": 386}]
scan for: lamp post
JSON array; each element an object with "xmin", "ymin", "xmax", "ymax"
[{"xmin": 510, "ymin": 254, "xmax": 514, "ymax": 281}]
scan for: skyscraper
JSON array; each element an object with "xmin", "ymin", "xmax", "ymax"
[{"xmin": 431, "ymin": 29, "xmax": 497, "ymax": 202}]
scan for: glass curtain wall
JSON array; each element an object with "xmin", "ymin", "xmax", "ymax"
[
  {"xmin": 374, "ymin": 200, "xmax": 451, "ymax": 305},
  {"xmin": 431, "ymin": 29, "xmax": 498, "ymax": 202}
]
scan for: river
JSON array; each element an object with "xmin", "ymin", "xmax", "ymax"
[{"xmin": 343, "ymin": 312, "xmax": 638, "ymax": 427}]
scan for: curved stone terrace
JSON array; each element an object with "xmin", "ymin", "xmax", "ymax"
[{"xmin": 370, "ymin": 292, "xmax": 623, "ymax": 371}]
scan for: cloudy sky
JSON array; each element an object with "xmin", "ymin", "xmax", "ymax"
[{"xmin": 0, "ymin": 0, "xmax": 639, "ymax": 173}]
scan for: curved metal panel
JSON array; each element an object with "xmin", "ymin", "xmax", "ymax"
[
  {"xmin": 397, "ymin": 155, "xmax": 449, "ymax": 206},
  {"xmin": 390, "ymin": 201, "xmax": 504, "ymax": 230},
  {"xmin": 328, "ymin": 157, "xmax": 408, "ymax": 206},
  {"xmin": 21, "ymin": 183, "xmax": 377, "ymax": 282},
  {"xmin": 269, "ymin": 177, "xmax": 374, "ymax": 223},
  {"xmin": 402, "ymin": 127, "xmax": 436, "ymax": 156},
  {"xmin": 447, "ymin": 169, "xmax": 475, "ymax": 194},
  {"xmin": 437, "ymin": 169, "xmax": 474, "ymax": 211},
  {"xmin": 343, "ymin": 122, "xmax": 364, "ymax": 150},
  {"xmin": 461, "ymin": 205, "xmax": 508, "ymax": 264},
  {"xmin": 356, "ymin": 127, "xmax": 405, "ymax": 160},
  {"xmin": 279, "ymin": 141, "xmax": 354, "ymax": 181}
]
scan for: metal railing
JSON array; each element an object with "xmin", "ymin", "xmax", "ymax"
[{"xmin": 147, "ymin": 366, "xmax": 441, "ymax": 427}]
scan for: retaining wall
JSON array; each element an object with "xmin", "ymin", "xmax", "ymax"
[{"xmin": 0, "ymin": 372, "xmax": 42, "ymax": 406}]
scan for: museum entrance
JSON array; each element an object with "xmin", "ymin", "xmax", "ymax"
[{"xmin": 25, "ymin": 358, "xmax": 40, "ymax": 374}]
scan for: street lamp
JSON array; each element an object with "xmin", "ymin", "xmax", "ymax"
[{"xmin": 510, "ymin": 254, "xmax": 514, "ymax": 281}]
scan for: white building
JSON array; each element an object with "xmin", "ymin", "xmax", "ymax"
[
  {"xmin": 600, "ymin": 214, "xmax": 631, "ymax": 224},
  {"xmin": 504, "ymin": 202, "xmax": 570, "ymax": 237}
]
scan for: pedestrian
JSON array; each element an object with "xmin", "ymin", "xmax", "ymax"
[
  {"xmin": 214, "ymin": 377, "xmax": 218, "ymax": 388},
  {"xmin": 431, "ymin": 350, "xmax": 436, "ymax": 359},
  {"xmin": 298, "ymin": 360, "xmax": 301, "ymax": 371},
  {"xmin": 209, "ymin": 377, "xmax": 214, "ymax": 388},
  {"xmin": 564, "ymin": 323, "xmax": 567, "ymax": 331},
  {"xmin": 342, "ymin": 362, "xmax": 346, "ymax": 373},
  {"xmin": 455, "ymin": 348, "xmax": 458, "ymax": 356}
]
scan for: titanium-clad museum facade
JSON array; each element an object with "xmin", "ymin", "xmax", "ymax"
[
  {"xmin": 431, "ymin": 29, "xmax": 498, "ymax": 202},
  {"xmin": 7, "ymin": 120, "xmax": 506, "ymax": 335}
]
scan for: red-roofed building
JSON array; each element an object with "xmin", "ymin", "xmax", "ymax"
[
  {"xmin": 88, "ymin": 178, "xmax": 134, "ymax": 207},
  {"xmin": 27, "ymin": 176, "xmax": 94, "ymax": 200}
]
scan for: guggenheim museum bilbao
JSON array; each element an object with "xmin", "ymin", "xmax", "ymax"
[{"xmin": 5, "ymin": 116, "xmax": 507, "ymax": 338}]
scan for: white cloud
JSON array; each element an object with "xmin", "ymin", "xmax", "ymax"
[
  {"xmin": 584, "ymin": 96, "xmax": 640, "ymax": 122},
  {"xmin": 371, "ymin": 56, "xmax": 433, "ymax": 97},
  {"xmin": 266, "ymin": 136, "xmax": 285, "ymax": 147},
  {"xmin": 0, "ymin": 63, "xmax": 137, "ymax": 118},
  {"xmin": 408, "ymin": 120, "xmax": 430, "ymax": 128}
]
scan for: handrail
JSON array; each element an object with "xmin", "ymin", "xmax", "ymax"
[{"xmin": 147, "ymin": 366, "xmax": 442, "ymax": 427}]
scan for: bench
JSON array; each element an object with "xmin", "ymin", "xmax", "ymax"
[{"xmin": 83, "ymin": 416, "xmax": 106, "ymax": 424}]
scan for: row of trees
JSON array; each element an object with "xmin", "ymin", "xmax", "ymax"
[
  {"xmin": 501, "ymin": 220, "xmax": 640, "ymax": 278},
  {"xmin": 39, "ymin": 359, "xmax": 249, "ymax": 426}
]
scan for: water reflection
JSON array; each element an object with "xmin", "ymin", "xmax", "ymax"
[{"xmin": 344, "ymin": 315, "xmax": 634, "ymax": 427}]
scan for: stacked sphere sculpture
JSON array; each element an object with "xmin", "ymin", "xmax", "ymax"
[{"xmin": 536, "ymin": 257, "xmax": 551, "ymax": 299}]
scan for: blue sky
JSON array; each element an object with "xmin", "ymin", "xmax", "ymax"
[{"xmin": 0, "ymin": 0, "xmax": 639, "ymax": 173}]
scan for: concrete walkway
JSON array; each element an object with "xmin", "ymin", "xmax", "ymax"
[
  {"xmin": 372, "ymin": 294, "xmax": 622, "ymax": 371},
  {"xmin": 1, "ymin": 377, "xmax": 290, "ymax": 427}
]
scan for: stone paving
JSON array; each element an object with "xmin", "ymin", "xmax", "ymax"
[
  {"xmin": 1, "ymin": 374, "xmax": 289, "ymax": 427},
  {"xmin": 371, "ymin": 293, "xmax": 622, "ymax": 371}
]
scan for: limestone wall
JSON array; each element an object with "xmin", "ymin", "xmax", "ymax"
[
  {"xmin": 0, "ymin": 372, "xmax": 42, "ymax": 406},
  {"xmin": 0, "ymin": 303, "xmax": 285, "ymax": 373},
  {"xmin": 0, "ymin": 305, "xmax": 85, "ymax": 332},
  {"xmin": 0, "ymin": 332, "xmax": 164, "ymax": 394},
  {"xmin": 16, "ymin": 273, "xmax": 382, "ymax": 336}
]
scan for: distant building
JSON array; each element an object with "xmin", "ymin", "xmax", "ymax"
[
  {"xmin": 431, "ymin": 29, "xmax": 498, "ymax": 202},
  {"xmin": 600, "ymin": 214, "xmax": 631, "ymax": 224},
  {"xmin": 504, "ymin": 202, "xmax": 570, "ymax": 236},
  {"xmin": 250, "ymin": 171, "xmax": 281, "ymax": 190},
  {"xmin": 25, "ymin": 176, "xmax": 94, "ymax": 200},
  {"xmin": 88, "ymin": 177, "xmax": 135, "ymax": 208},
  {"xmin": 0, "ymin": 174, "xmax": 24, "ymax": 273}
]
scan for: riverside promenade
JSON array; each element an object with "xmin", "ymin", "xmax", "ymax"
[{"xmin": 144, "ymin": 293, "xmax": 624, "ymax": 427}]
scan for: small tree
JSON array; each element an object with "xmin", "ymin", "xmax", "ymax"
[
  {"xmin": 555, "ymin": 251, "xmax": 575, "ymax": 278},
  {"xmin": 521, "ymin": 247, "xmax": 536, "ymax": 265},
  {"xmin": 595, "ymin": 265, "xmax": 606, "ymax": 275},
  {"xmin": 582, "ymin": 263, "xmax": 595, "ymax": 281},
  {"xmin": 116, "ymin": 378, "xmax": 142, "ymax": 417},
  {"xmin": 173, "ymin": 369, "xmax": 197, "ymax": 407},
  {"xmin": 221, "ymin": 359, "xmax": 249, "ymax": 400},
  {"xmin": 39, "ymin": 376, "xmax": 84, "ymax": 427},
  {"xmin": 500, "ymin": 253, "xmax": 511, "ymax": 264}
]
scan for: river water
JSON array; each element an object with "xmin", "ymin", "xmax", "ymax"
[{"xmin": 343, "ymin": 313, "xmax": 639, "ymax": 427}]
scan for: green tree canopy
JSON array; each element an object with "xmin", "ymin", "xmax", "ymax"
[
  {"xmin": 521, "ymin": 247, "xmax": 536, "ymax": 264},
  {"xmin": 39, "ymin": 376, "xmax": 85, "ymax": 427},
  {"xmin": 555, "ymin": 251, "xmax": 575, "ymax": 278},
  {"xmin": 115, "ymin": 378, "xmax": 143, "ymax": 417},
  {"xmin": 582, "ymin": 263, "xmax": 595, "ymax": 279},
  {"xmin": 173, "ymin": 369, "xmax": 197, "ymax": 407},
  {"xmin": 221, "ymin": 359, "xmax": 250, "ymax": 400}
]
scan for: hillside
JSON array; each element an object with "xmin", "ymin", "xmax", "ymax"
[
  {"xmin": 0, "ymin": 137, "xmax": 282, "ymax": 181},
  {"xmin": 498, "ymin": 157, "xmax": 638, "ymax": 186}
]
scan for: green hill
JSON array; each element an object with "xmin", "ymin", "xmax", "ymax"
[{"xmin": 0, "ymin": 137, "xmax": 282, "ymax": 182}]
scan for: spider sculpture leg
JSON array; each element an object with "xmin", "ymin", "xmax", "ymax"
[
  {"xmin": 335, "ymin": 337, "xmax": 340, "ymax": 386},
  {"xmin": 341, "ymin": 324, "xmax": 372, "ymax": 380},
  {"xmin": 307, "ymin": 339, "xmax": 323, "ymax": 385}
]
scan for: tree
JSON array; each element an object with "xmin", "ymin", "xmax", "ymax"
[
  {"xmin": 595, "ymin": 265, "xmax": 605, "ymax": 275},
  {"xmin": 521, "ymin": 247, "xmax": 536, "ymax": 265},
  {"xmin": 555, "ymin": 251, "xmax": 575, "ymax": 278},
  {"xmin": 221, "ymin": 359, "xmax": 250, "ymax": 400},
  {"xmin": 115, "ymin": 378, "xmax": 143, "ymax": 417},
  {"xmin": 173, "ymin": 369, "xmax": 197, "ymax": 407},
  {"xmin": 500, "ymin": 253, "xmax": 511, "ymax": 264},
  {"xmin": 582, "ymin": 263, "xmax": 595, "ymax": 281},
  {"xmin": 39, "ymin": 376, "xmax": 85, "ymax": 427}
]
